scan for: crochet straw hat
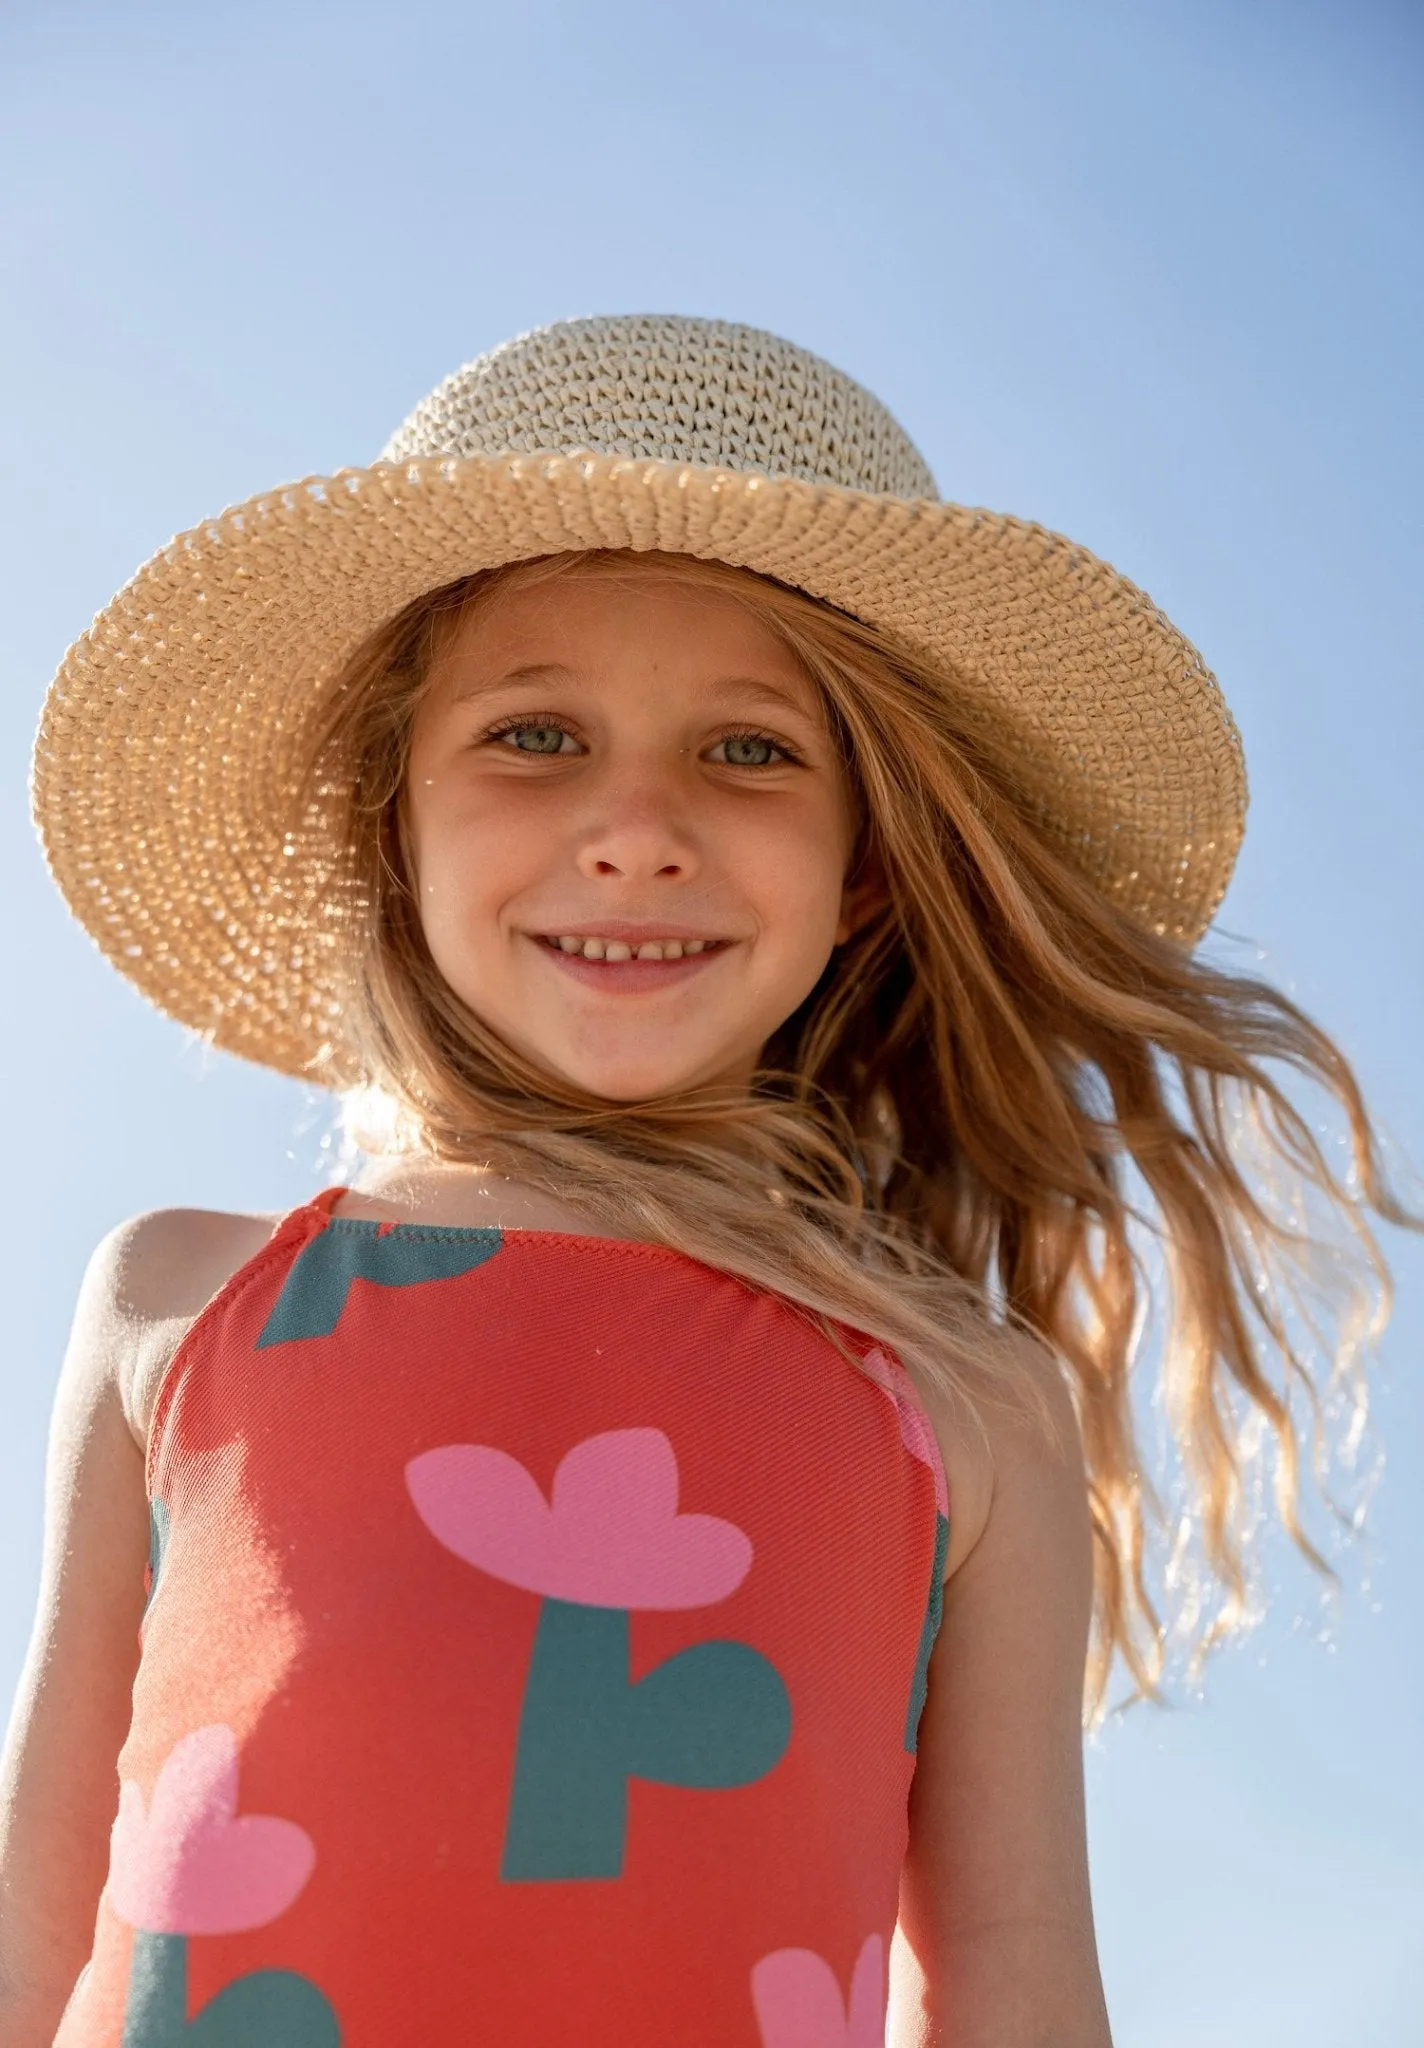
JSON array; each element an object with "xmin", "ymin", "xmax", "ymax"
[{"xmin": 32, "ymin": 313, "xmax": 1246, "ymax": 1082}]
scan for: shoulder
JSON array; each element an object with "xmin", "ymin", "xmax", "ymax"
[
  {"xmin": 905, "ymin": 1328, "xmax": 1090, "ymax": 1586},
  {"xmin": 80, "ymin": 1207, "xmax": 283, "ymax": 1455},
  {"xmin": 87, "ymin": 1206, "xmax": 281, "ymax": 1320}
]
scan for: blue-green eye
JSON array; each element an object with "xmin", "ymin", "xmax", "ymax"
[
  {"xmin": 713, "ymin": 733, "xmax": 803, "ymax": 770},
  {"xmin": 496, "ymin": 722, "xmax": 574, "ymax": 755},
  {"xmin": 484, "ymin": 720, "xmax": 795, "ymax": 766},
  {"xmin": 716, "ymin": 732, "xmax": 786, "ymax": 767}
]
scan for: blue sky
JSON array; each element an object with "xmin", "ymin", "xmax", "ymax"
[{"xmin": 3, "ymin": 1, "xmax": 1421, "ymax": 2037}]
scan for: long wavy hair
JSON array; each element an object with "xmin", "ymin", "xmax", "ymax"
[{"xmin": 301, "ymin": 547, "xmax": 1413, "ymax": 1719}]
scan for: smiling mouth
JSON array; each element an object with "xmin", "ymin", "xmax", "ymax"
[
  {"xmin": 535, "ymin": 934, "xmax": 731, "ymax": 962},
  {"xmin": 529, "ymin": 933, "xmax": 734, "ymax": 992}
]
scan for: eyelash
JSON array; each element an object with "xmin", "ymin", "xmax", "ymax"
[{"xmin": 478, "ymin": 715, "xmax": 804, "ymax": 766}]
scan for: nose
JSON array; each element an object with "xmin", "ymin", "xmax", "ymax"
[{"xmin": 573, "ymin": 769, "xmax": 701, "ymax": 885}]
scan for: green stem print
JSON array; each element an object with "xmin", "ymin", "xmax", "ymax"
[
  {"xmin": 854, "ymin": 1346, "xmax": 952, "ymax": 1754},
  {"xmin": 256, "ymin": 1218, "xmax": 503, "ymax": 1347},
  {"xmin": 903, "ymin": 1511, "xmax": 949, "ymax": 1752},
  {"xmin": 122, "ymin": 1932, "xmax": 339, "ymax": 2048},
  {"xmin": 502, "ymin": 1598, "xmax": 790, "ymax": 1880},
  {"xmin": 108, "ymin": 1725, "xmax": 340, "ymax": 2046},
  {"xmin": 144, "ymin": 1496, "xmax": 170, "ymax": 1616},
  {"xmin": 407, "ymin": 1426, "xmax": 792, "ymax": 1884}
]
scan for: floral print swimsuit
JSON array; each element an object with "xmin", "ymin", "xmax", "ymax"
[{"xmin": 58, "ymin": 1188, "xmax": 949, "ymax": 2046}]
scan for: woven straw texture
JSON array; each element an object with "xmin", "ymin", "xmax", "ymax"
[{"xmin": 32, "ymin": 314, "xmax": 1246, "ymax": 1082}]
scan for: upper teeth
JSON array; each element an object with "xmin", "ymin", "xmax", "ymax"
[{"xmin": 549, "ymin": 936, "xmax": 713, "ymax": 961}]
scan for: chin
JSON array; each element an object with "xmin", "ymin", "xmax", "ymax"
[
  {"xmin": 547, "ymin": 1051, "xmax": 753, "ymax": 1104},
  {"xmin": 562, "ymin": 1072, "xmax": 720, "ymax": 1104}
]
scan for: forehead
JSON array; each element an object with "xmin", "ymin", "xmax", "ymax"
[{"xmin": 427, "ymin": 564, "xmax": 825, "ymax": 720}]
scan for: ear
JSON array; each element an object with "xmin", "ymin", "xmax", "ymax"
[{"xmin": 834, "ymin": 862, "xmax": 890, "ymax": 948}]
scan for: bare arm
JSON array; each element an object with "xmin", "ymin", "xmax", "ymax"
[
  {"xmin": 0, "ymin": 1208, "xmax": 273, "ymax": 2041},
  {"xmin": 892, "ymin": 1349, "xmax": 1111, "ymax": 2048}
]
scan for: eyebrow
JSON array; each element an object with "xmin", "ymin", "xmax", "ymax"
[{"xmin": 449, "ymin": 662, "xmax": 820, "ymax": 723}]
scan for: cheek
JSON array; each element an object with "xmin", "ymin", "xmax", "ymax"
[
  {"xmin": 403, "ymin": 781, "xmax": 447, "ymax": 918},
  {"xmin": 749, "ymin": 801, "xmax": 853, "ymax": 933},
  {"xmin": 404, "ymin": 775, "xmax": 494, "ymax": 942},
  {"xmin": 401, "ymin": 734, "xmax": 439, "ymax": 882},
  {"xmin": 404, "ymin": 779, "xmax": 548, "ymax": 990},
  {"xmin": 407, "ymin": 745, "xmax": 493, "ymax": 878}
]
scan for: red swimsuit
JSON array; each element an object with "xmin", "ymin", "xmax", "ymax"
[{"xmin": 58, "ymin": 1188, "xmax": 949, "ymax": 2046}]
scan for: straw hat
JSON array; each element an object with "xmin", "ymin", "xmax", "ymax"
[{"xmin": 31, "ymin": 313, "xmax": 1246, "ymax": 1082}]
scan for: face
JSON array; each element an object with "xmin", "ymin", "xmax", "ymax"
[{"xmin": 404, "ymin": 565, "xmax": 869, "ymax": 1102}]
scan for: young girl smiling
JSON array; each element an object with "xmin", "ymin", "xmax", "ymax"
[{"xmin": 3, "ymin": 315, "xmax": 1409, "ymax": 2047}]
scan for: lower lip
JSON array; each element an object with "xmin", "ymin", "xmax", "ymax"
[{"xmin": 530, "ymin": 937, "xmax": 732, "ymax": 992}]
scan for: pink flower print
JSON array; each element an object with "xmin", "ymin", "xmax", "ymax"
[
  {"xmin": 860, "ymin": 1346, "xmax": 949, "ymax": 1516},
  {"xmin": 407, "ymin": 1426, "xmax": 753, "ymax": 1608},
  {"xmin": 109, "ymin": 1724, "xmax": 316, "ymax": 1936},
  {"xmin": 751, "ymin": 1933, "xmax": 886, "ymax": 2047}
]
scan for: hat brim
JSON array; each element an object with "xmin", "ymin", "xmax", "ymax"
[{"xmin": 31, "ymin": 451, "xmax": 1245, "ymax": 1082}]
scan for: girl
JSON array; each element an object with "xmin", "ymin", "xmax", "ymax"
[{"xmin": 3, "ymin": 315, "xmax": 1410, "ymax": 2047}]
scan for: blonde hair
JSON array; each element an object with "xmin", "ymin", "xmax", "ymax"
[{"xmin": 303, "ymin": 548, "xmax": 1414, "ymax": 1719}]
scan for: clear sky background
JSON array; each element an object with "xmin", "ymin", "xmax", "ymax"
[{"xmin": 3, "ymin": 2, "xmax": 1421, "ymax": 2039}]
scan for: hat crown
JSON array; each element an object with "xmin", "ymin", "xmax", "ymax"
[{"xmin": 380, "ymin": 313, "xmax": 940, "ymax": 500}]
